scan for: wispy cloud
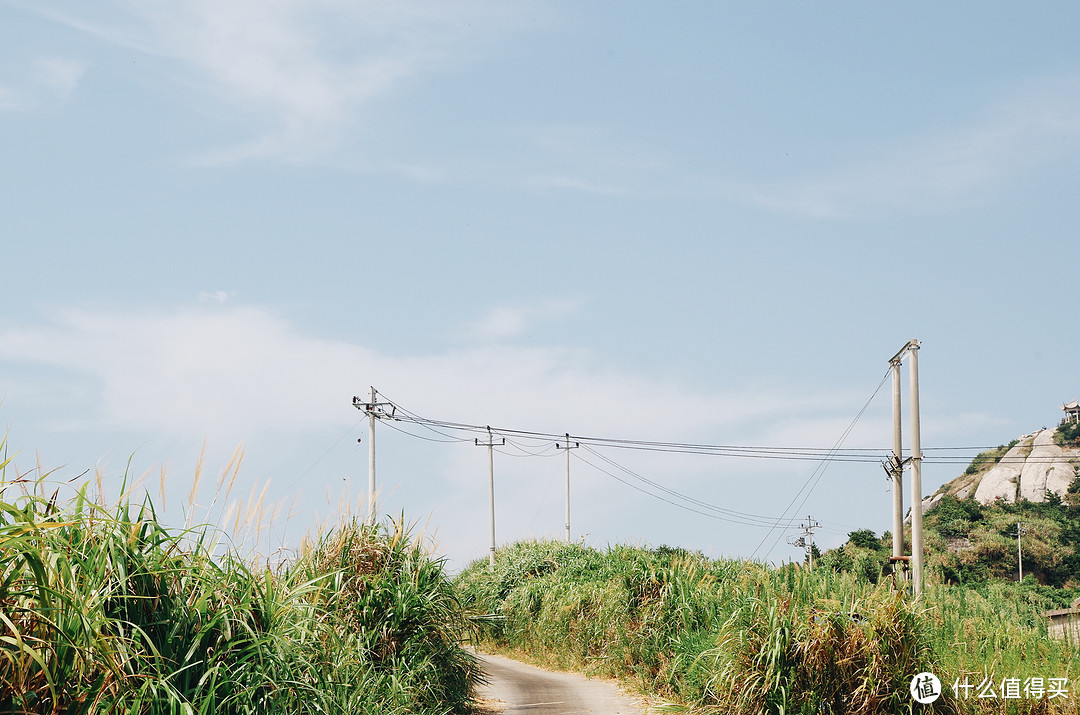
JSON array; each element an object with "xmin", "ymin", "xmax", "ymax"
[
  {"xmin": 198, "ymin": 290, "xmax": 236, "ymax": 304},
  {"xmin": 736, "ymin": 78, "xmax": 1080, "ymax": 219},
  {"xmin": 31, "ymin": 0, "xmax": 537, "ymax": 163},
  {"xmin": 0, "ymin": 303, "xmax": 858, "ymax": 444},
  {"xmin": 0, "ymin": 55, "xmax": 86, "ymax": 111},
  {"xmin": 33, "ymin": 56, "xmax": 86, "ymax": 98},
  {"xmin": 513, "ymin": 124, "xmax": 668, "ymax": 196},
  {"xmin": 465, "ymin": 298, "xmax": 584, "ymax": 341}
]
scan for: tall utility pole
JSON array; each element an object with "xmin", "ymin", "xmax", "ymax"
[
  {"xmin": 556, "ymin": 434, "xmax": 580, "ymax": 543},
  {"xmin": 352, "ymin": 388, "xmax": 394, "ymax": 527},
  {"xmin": 797, "ymin": 516, "xmax": 821, "ymax": 569},
  {"xmin": 889, "ymin": 356, "xmax": 905, "ymax": 561},
  {"xmin": 1015, "ymin": 522, "xmax": 1029, "ymax": 582},
  {"xmin": 476, "ymin": 427, "xmax": 504, "ymax": 568},
  {"xmin": 887, "ymin": 339, "xmax": 924, "ymax": 596},
  {"xmin": 909, "ymin": 341, "xmax": 924, "ymax": 596}
]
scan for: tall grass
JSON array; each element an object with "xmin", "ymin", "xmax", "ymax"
[
  {"xmin": 457, "ymin": 540, "xmax": 1080, "ymax": 714},
  {"xmin": 0, "ymin": 465, "xmax": 479, "ymax": 714}
]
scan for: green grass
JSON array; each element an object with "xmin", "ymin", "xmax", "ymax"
[
  {"xmin": 0, "ymin": 463, "xmax": 479, "ymax": 713},
  {"xmin": 457, "ymin": 539, "xmax": 1080, "ymax": 714},
  {"xmin": 964, "ymin": 440, "xmax": 1020, "ymax": 476}
]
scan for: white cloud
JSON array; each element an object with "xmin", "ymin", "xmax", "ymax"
[
  {"xmin": 0, "ymin": 303, "xmax": 857, "ymax": 445},
  {"xmin": 33, "ymin": 56, "xmax": 85, "ymax": 98},
  {"xmin": 0, "ymin": 55, "xmax": 85, "ymax": 111},
  {"xmin": 738, "ymin": 78, "xmax": 1080, "ymax": 219},
  {"xmin": 513, "ymin": 124, "xmax": 668, "ymax": 196},
  {"xmin": 35, "ymin": 0, "xmax": 538, "ymax": 162},
  {"xmin": 198, "ymin": 290, "xmax": 235, "ymax": 304},
  {"xmin": 465, "ymin": 298, "xmax": 583, "ymax": 341}
]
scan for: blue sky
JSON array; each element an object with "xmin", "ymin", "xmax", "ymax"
[{"xmin": 2, "ymin": 1, "xmax": 1078, "ymax": 568}]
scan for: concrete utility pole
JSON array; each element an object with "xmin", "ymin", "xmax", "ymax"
[
  {"xmin": 352, "ymin": 388, "xmax": 394, "ymax": 527},
  {"xmin": 556, "ymin": 434, "xmax": 580, "ymax": 543},
  {"xmin": 909, "ymin": 341, "xmax": 924, "ymax": 596},
  {"xmin": 797, "ymin": 516, "xmax": 821, "ymax": 569},
  {"xmin": 476, "ymin": 427, "xmax": 504, "ymax": 568},
  {"xmin": 887, "ymin": 339, "xmax": 924, "ymax": 596},
  {"xmin": 889, "ymin": 356, "xmax": 905, "ymax": 560}
]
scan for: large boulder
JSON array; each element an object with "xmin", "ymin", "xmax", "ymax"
[
  {"xmin": 1018, "ymin": 428, "xmax": 1076, "ymax": 501},
  {"xmin": 935, "ymin": 428, "xmax": 1080, "ymax": 507},
  {"xmin": 971, "ymin": 434, "xmax": 1032, "ymax": 504}
]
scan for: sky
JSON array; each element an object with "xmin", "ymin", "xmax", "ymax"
[{"xmin": 1, "ymin": 1, "xmax": 1078, "ymax": 570}]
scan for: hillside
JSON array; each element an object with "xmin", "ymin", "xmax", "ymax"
[
  {"xmin": 810, "ymin": 420, "xmax": 1080, "ymax": 589},
  {"xmin": 922, "ymin": 420, "xmax": 1080, "ymax": 514}
]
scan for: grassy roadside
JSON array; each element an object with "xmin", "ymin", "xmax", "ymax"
[
  {"xmin": 0, "ymin": 469, "xmax": 480, "ymax": 713},
  {"xmin": 455, "ymin": 539, "xmax": 1080, "ymax": 715}
]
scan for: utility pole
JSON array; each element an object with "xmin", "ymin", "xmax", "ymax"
[
  {"xmin": 1015, "ymin": 522, "xmax": 1029, "ymax": 582},
  {"xmin": 352, "ymin": 388, "xmax": 394, "ymax": 527},
  {"xmin": 887, "ymin": 339, "xmax": 924, "ymax": 596},
  {"xmin": 795, "ymin": 516, "xmax": 820, "ymax": 569},
  {"xmin": 555, "ymin": 434, "xmax": 580, "ymax": 543},
  {"xmin": 476, "ymin": 427, "xmax": 504, "ymax": 568},
  {"xmin": 909, "ymin": 341, "xmax": 924, "ymax": 596},
  {"xmin": 889, "ymin": 355, "xmax": 905, "ymax": 561}
]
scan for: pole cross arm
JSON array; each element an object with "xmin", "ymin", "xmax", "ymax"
[
  {"xmin": 352, "ymin": 396, "xmax": 395, "ymax": 419},
  {"xmin": 889, "ymin": 338, "xmax": 921, "ymax": 366}
]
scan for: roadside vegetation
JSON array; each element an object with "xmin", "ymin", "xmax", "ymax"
[
  {"xmin": 456, "ymin": 536, "xmax": 1080, "ymax": 714},
  {"xmin": 0, "ymin": 453, "xmax": 479, "ymax": 714}
]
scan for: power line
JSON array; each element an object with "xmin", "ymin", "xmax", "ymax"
[
  {"xmin": 359, "ymin": 388, "xmax": 1071, "ymax": 555},
  {"xmin": 283, "ymin": 417, "xmax": 366, "ymax": 493},
  {"xmin": 496, "ymin": 436, "xmax": 561, "ymax": 458},
  {"xmin": 377, "ymin": 393, "xmax": 1042, "ymax": 464},
  {"xmin": 573, "ymin": 450, "xmax": 789, "ymax": 527},
  {"xmin": 753, "ymin": 369, "xmax": 891, "ymax": 561},
  {"xmin": 573, "ymin": 447, "xmax": 807, "ymax": 529},
  {"xmin": 380, "ymin": 419, "xmax": 469, "ymax": 444},
  {"xmin": 580, "ymin": 444, "xmax": 805, "ymax": 528}
]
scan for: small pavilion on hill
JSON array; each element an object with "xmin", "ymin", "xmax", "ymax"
[{"xmin": 1064, "ymin": 401, "xmax": 1080, "ymax": 425}]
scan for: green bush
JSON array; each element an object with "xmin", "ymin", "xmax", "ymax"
[
  {"xmin": 963, "ymin": 441, "xmax": 1018, "ymax": 476},
  {"xmin": 456, "ymin": 541, "xmax": 952, "ymax": 713},
  {"xmin": 0, "ymin": 476, "xmax": 478, "ymax": 714}
]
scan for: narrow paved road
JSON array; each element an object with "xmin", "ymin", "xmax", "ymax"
[{"xmin": 475, "ymin": 652, "xmax": 648, "ymax": 714}]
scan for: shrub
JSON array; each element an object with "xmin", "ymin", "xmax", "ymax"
[
  {"xmin": 1055, "ymin": 421, "xmax": 1080, "ymax": 448},
  {"xmin": 456, "ymin": 541, "xmax": 951, "ymax": 713},
  {"xmin": 0, "ymin": 477, "xmax": 478, "ymax": 714},
  {"xmin": 963, "ymin": 441, "xmax": 1018, "ymax": 476}
]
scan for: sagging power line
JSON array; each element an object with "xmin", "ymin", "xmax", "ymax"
[
  {"xmin": 371, "ymin": 393, "xmax": 1012, "ymax": 465},
  {"xmin": 351, "ymin": 377, "xmax": 889, "ymax": 558}
]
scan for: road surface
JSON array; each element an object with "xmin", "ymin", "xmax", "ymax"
[{"xmin": 474, "ymin": 651, "xmax": 649, "ymax": 714}]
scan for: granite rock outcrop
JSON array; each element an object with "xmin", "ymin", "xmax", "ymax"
[{"xmin": 922, "ymin": 427, "xmax": 1080, "ymax": 513}]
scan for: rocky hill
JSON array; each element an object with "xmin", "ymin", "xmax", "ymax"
[{"xmin": 923, "ymin": 424, "xmax": 1080, "ymax": 514}]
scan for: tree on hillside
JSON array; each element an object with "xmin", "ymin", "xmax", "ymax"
[{"xmin": 847, "ymin": 529, "xmax": 883, "ymax": 551}]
